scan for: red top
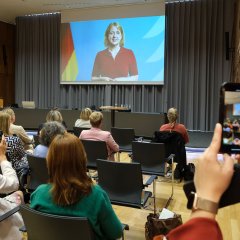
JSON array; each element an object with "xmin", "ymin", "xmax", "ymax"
[
  {"xmin": 153, "ymin": 217, "xmax": 223, "ymax": 240},
  {"xmin": 160, "ymin": 123, "xmax": 189, "ymax": 144},
  {"xmin": 92, "ymin": 47, "xmax": 138, "ymax": 78}
]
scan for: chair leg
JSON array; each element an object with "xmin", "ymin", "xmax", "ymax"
[{"xmin": 165, "ymin": 156, "xmax": 174, "ymax": 208}]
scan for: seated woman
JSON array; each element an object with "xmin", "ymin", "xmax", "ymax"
[
  {"xmin": 159, "ymin": 108, "xmax": 189, "ymax": 180},
  {"xmin": 3, "ymin": 107, "xmax": 34, "ymax": 153},
  {"xmin": 74, "ymin": 108, "xmax": 92, "ymax": 128},
  {"xmin": 0, "ymin": 111, "xmax": 28, "ymax": 180},
  {"xmin": 0, "ymin": 135, "xmax": 24, "ymax": 240},
  {"xmin": 33, "ymin": 121, "xmax": 66, "ymax": 158},
  {"xmin": 79, "ymin": 112, "xmax": 119, "ymax": 161},
  {"xmin": 30, "ymin": 133, "xmax": 123, "ymax": 239},
  {"xmin": 38, "ymin": 109, "xmax": 67, "ymax": 135},
  {"xmin": 160, "ymin": 107, "xmax": 189, "ymax": 144}
]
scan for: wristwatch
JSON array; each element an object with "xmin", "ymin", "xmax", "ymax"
[{"xmin": 192, "ymin": 192, "xmax": 218, "ymax": 214}]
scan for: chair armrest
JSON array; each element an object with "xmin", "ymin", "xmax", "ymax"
[
  {"xmin": 0, "ymin": 205, "xmax": 20, "ymax": 222},
  {"xmin": 122, "ymin": 223, "xmax": 129, "ymax": 231},
  {"xmin": 166, "ymin": 154, "xmax": 175, "ymax": 164},
  {"xmin": 19, "ymin": 225, "xmax": 27, "ymax": 232},
  {"xmin": 143, "ymin": 175, "xmax": 157, "ymax": 187}
]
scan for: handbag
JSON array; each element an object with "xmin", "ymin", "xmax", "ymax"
[{"xmin": 145, "ymin": 212, "xmax": 182, "ymax": 240}]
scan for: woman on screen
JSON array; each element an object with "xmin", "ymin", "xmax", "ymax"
[{"xmin": 92, "ymin": 22, "xmax": 138, "ymax": 82}]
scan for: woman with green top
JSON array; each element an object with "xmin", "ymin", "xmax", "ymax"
[{"xmin": 30, "ymin": 132, "xmax": 123, "ymax": 239}]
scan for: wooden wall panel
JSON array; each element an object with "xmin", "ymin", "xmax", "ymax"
[{"xmin": 0, "ymin": 21, "xmax": 15, "ymax": 106}]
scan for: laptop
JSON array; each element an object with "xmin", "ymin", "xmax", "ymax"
[{"xmin": 22, "ymin": 101, "xmax": 36, "ymax": 109}]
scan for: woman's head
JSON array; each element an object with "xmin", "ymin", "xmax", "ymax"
[
  {"xmin": 0, "ymin": 111, "xmax": 10, "ymax": 135},
  {"xmin": 39, "ymin": 121, "xmax": 66, "ymax": 147},
  {"xmin": 89, "ymin": 111, "xmax": 103, "ymax": 128},
  {"xmin": 104, "ymin": 22, "xmax": 124, "ymax": 48},
  {"xmin": 2, "ymin": 107, "xmax": 15, "ymax": 123},
  {"xmin": 46, "ymin": 110, "xmax": 63, "ymax": 123},
  {"xmin": 47, "ymin": 133, "xmax": 92, "ymax": 206},
  {"xmin": 80, "ymin": 108, "xmax": 92, "ymax": 121},
  {"xmin": 167, "ymin": 108, "xmax": 178, "ymax": 123}
]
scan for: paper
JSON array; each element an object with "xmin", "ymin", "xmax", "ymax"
[{"xmin": 159, "ymin": 208, "xmax": 175, "ymax": 219}]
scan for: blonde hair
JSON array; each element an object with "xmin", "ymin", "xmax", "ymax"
[
  {"xmin": 89, "ymin": 112, "xmax": 103, "ymax": 128},
  {"xmin": 80, "ymin": 108, "xmax": 92, "ymax": 121},
  {"xmin": 0, "ymin": 111, "xmax": 10, "ymax": 135},
  {"xmin": 167, "ymin": 108, "xmax": 178, "ymax": 123},
  {"xmin": 2, "ymin": 107, "xmax": 15, "ymax": 122},
  {"xmin": 46, "ymin": 110, "xmax": 63, "ymax": 123},
  {"xmin": 104, "ymin": 22, "xmax": 124, "ymax": 48}
]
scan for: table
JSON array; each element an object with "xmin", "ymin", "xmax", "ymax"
[{"xmin": 99, "ymin": 106, "xmax": 129, "ymax": 127}]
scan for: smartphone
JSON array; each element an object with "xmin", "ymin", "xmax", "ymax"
[
  {"xmin": 219, "ymin": 82, "xmax": 240, "ymax": 153},
  {"xmin": 183, "ymin": 164, "xmax": 240, "ymax": 209}
]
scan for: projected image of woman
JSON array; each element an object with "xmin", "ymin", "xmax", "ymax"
[{"xmin": 92, "ymin": 22, "xmax": 138, "ymax": 82}]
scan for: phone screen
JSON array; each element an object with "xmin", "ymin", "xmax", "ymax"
[{"xmin": 220, "ymin": 82, "xmax": 240, "ymax": 153}]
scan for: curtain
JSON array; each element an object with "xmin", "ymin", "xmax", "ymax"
[{"xmin": 15, "ymin": 0, "xmax": 234, "ymax": 131}]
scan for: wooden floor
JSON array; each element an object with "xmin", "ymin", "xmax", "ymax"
[{"xmin": 115, "ymin": 153, "xmax": 240, "ymax": 240}]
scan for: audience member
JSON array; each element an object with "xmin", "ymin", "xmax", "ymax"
[
  {"xmin": 153, "ymin": 123, "xmax": 234, "ymax": 240},
  {"xmin": 80, "ymin": 111, "xmax": 119, "ymax": 160},
  {"xmin": 160, "ymin": 107, "xmax": 189, "ymax": 144},
  {"xmin": 0, "ymin": 112, "xmax": 28, "ymax": 180},
  {"xmin": 2, "ymin": 107, "xmax": 34, "ymax": 153},
  {"xmin": 30, "ymin": 133, "xmax": 123, "ymax": 239},
  {"xmin": 0, "ymin": 135, "xmax": 24, "ymax": 240},
  {"xmin": 74, "ymin": 108, "xmax": 92, "ymax": 128},
  {"xmin": 38, "ymin": 109, "xmax": 67, "ymax": 134},
  {"xmin": 33, "ymin": 121, "xmax": 66, "ymax": 158}
]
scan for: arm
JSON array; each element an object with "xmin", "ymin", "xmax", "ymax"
[
  {"xmin": 0, "ymin": 137, "xmax": 19, "ymax": 193},
  {"xmin": 113, "ymin": 75, "xmax": 138, "ymax": 81},
  {"xmin": 98, "ymin": 190, "xmax": 123, "ymax": 239},
  {"xmin": 183, "ymin": 127, "xmax": 189, "ymax": 144},
  {"xmin": 14, "ymin": 125, "xmax": 33, "ymax": 145},
  {"xmin": 165, "ymin": 123, "xmax": 234, "ymax": 240},
  {"xmin": 91, "ymin": 76, "xmax": 114, "ymax": 81},
  {"xmin": 106, "ymin": 133, "xmax": 119, "ymax": 153}
]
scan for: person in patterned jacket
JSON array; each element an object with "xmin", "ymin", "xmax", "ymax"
[{"xmin": 0, "ymin": 111, "xmax": 28, "ymax": 186}]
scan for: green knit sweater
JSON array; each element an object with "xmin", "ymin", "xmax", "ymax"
[{"xmin": 30, "ymin": 184, "xmax": 123, "ymax": 239}]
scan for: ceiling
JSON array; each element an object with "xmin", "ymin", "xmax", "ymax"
[{"xmin": 0, "ymin": 0, "xmax": 165, "ymax": 24}]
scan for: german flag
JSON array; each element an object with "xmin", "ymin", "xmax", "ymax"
[{"xmin": 61, "ymin": 23, "xmax": 78, "ymax": 81}]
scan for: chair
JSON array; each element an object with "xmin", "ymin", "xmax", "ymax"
[
  {"xmin": 132, "ymin": 141, "xmax": 175, "ymax": 208},
  {"xmin": 0, "ymin": 206, "xmax": 20, "ymax": 222},
  {"xmin": 111, "ymin": 127, "xmax": 135, "ymax": 161},
  {"xmin": 73, "ymin": 127, "xmax": 90, "ymax": 137},
  {"xmin": 20, "ymin": 204, "xmax": 95, "ymax": 240},
  {"xmin": 33, "ymin": 135, "xmax": 40, "ymax": 147},
  {"xmin": 81, "ymin": 140, "xmax": 108, "ymax": 170},
  {"xmin": 153, "ymin": 131, "xmax": 187, "ymax": 177},
  {"xmin": 96, "ymin": 159, "xmax": 157, "ymax": 209},
  {"xmin": 27, "ymin": 154, "xmax": 49, "ymax": 191}
]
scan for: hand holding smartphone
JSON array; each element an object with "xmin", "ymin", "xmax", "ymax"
[
  {"xmin": 219, "ymin": 82, "xmax": 240, "ymax": 153},
  {"xmin": 184, "ymin": 83, "xmax": 240, "ymax": 210}
]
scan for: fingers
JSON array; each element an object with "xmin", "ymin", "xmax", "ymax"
[
  {"xmin": 222, "ymin": 154, "xmax": 234, "ymax": 174},
  {"xmin": 207, "ymin": 123, "xmax": 222, "ymax": 154}
]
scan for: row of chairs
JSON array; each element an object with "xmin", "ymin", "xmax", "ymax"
[{"xmin": 26, "ymin": 140, "xmax": 174, "ymax": 209}]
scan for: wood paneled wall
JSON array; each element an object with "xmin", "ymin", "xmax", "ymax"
[{"xmin": 0, "ymin": 21, "xmax": 15, "ymax": 107}]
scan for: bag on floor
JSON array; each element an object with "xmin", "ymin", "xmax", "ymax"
[
  {"xmin": 182, "ymin": 163, "xmax": 195, "ymax": 181},
  {"xmin": 145, "ymin": 212, "xmax": 182, "ymax": 240}
]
